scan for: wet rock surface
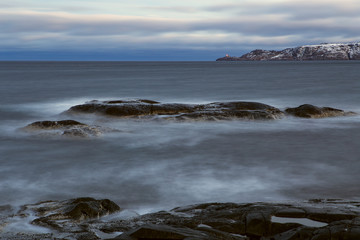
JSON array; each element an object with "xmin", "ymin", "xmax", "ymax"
[
  {"xmin": 2, "ymin": 198, "xmax": 360, "ymax": 240},
  {"xmin": 21, "ymin": 120, "xmax": 113, "ymax": 137},
  {"xmin": 20, "ymin": 100, "xmax": 357, "ymax": 139},
  {"xmin": 285, "ymin": 104, "xmax": 356, "ymax": 118},
  {"xmin": 65, "ymin": 99, "xmax": 285, "ymax": 120},
  {"xmin": 65, "ymin": 99, "xmax": 358, "ymax": 121},
  {"xmin": 25, "ymin": 120, "xmax": 86, "ymax": 129}
]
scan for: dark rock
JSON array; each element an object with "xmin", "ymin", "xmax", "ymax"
[
  {"xmin": 269, "ymin": 226, "xmax": 315, "ymax": 240},
  {"xmin": 106, "ymin": 99, "xmax": 160, "ymax": 104},
  {"xmin": 76, "ymin": 232, "xmax": 100, "ymax": 240},
  {"xmin": 270, "ymin": 222, "xmax": 304, "ymax": 237},
  {"xmin": 65, "ymin": 99, "xmax": 284, "ymax": 121},
  {"xmin": 119, "ymin": 224, "xmax": 195, "ymax": 239},
  {"xmin": 125, "ymin": 200, "xmax": 360, "ymax": 240},
  {"xmin": 36, "ymin": 197, "xmax": 120, "ymax": 221},
  {"xmin": 216, "ymin": 43, "xmax": 360, "ymax": 61},
  {"xmin": 0, "ymin": 198, "xmax": 120, "ymax": 239},
  {"xmin": 307, "ymin": 212, "xmax": 358, "ymax": 223},
  {"xmin": 274, "ymin": 208, "xmax": 307, "ymax": 218},
  {"xmin": 23, "ymin": 197, "xmax": 120, "ymax": 234},
  {"xmin": 245, "ymin": 211, "xmax": 270, "ymax": 237},
  {"xmin": 21, "ymin": 120, "xmax": 110, "ymax": 137},
  {"xmin": 4, "ymin": 199, "xmax": 360, "ymax": 240},
  {"xmin": 114, "ymin": 224, "xmax": 247, "ymax": 240},
  {"xmin": 68, "ymin": 100, "xmax": 196, "ymax": 117},
  {"xmin": 64, "ymin": 198, "xmax": 120, "ymax": 220},
  {"xmin": 61, "ymin": 126, "xmax": 102, "ymax": 137},
  {"xmin": 26, "ymin": 120, "xmax": 85, "ymax": 129},
  {"xmin": 285, "ymin": 104, "xmax": 355, "ymax": 118}
]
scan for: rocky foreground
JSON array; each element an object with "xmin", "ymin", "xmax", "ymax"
[
  {"xmin": 1, "ymin": 197, "xmax": 360, "ymax": 240},
  {"xmin": 216, "ymin": 43, "xmax": 360, "ymax": 61},
  {"xmin": 20, "ymin": 100, "xmax": 357, "ymax": 137}
]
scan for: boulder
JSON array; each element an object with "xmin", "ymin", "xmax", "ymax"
[
  {"xmin": 31, "ymin": 197, "xmax": 120, "ymax": 221},
  {"xmin": 285, "ymin": 104, "xmax": 355, "ymax": 118},
  {"xmin": 65, "ymin": 99, "xmax": 284, "ymax": 121},
  {"xmin": 21, "ymin": 120, "xmax": 109, "ymax": 137}
]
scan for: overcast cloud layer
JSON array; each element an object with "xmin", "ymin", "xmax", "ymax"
[{"xmin": 1, "ymin": 0, "xmax": 360, "ymax": 60}]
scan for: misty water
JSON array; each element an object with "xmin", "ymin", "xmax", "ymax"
[{"xmin": 1, "ymin": 61, "xmax": 360, "ymax": 214}]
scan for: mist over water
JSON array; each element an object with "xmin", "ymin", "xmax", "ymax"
[{"xmin": 1, "ymin": 61, "xmax": 360, "ymax": 213}]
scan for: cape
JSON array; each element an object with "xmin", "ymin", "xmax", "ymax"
[{"xmin": 216, "ymin": 43, "xmax": 360, "ymax": 61}]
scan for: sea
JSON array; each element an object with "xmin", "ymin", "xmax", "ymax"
[{"xmin": 0, "ymin": 61, "xmax": 359, "ymax": 214}]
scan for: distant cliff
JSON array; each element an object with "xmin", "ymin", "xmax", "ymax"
[{"xmin": 217, "ymin": 43, "xmax": 360, "ymax": 61}]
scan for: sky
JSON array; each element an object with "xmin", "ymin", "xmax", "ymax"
[{"xmin": 1, "ymin": 0, "xmax": 360, "ymax": 60}]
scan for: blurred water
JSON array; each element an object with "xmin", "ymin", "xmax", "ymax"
[{"xmin": 0, "ymin": 61, "xmax": 359, "ymax": 213}]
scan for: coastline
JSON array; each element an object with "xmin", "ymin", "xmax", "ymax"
[
  {"xmin": 217, "ymin": 42, "xmax": 360, "ymax": 61},
  {"xmin": 1, "ymin": 197, "xmax": 360, "ymax": 240}
]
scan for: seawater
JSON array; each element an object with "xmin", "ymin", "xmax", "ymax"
[{"xmin": 1, "ymin": 61, "xmax": 360, "ymax": 214}]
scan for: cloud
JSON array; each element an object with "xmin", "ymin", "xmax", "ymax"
[
  {"xmin": 1, "ymin": 0, "xmax": 360, "ymax": 57},
  {"xmin": 204, "ymin": 0, "xmax": 360, "ymax": 18},
  {"xmin": 140, "ymin": 6, "xmax": 198, "ymax": 14}
]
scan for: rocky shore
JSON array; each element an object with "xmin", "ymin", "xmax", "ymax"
[
  {"xmin": 216, "ymin": 43, "xmax": 360, "ymax": 61},
  {"xmin": 19, "ymin": 100, "xmax": 357, "ymax": 138},
  {"xmin": 1, "ymin": 197, "xmax": 360, "ymax": 239}
]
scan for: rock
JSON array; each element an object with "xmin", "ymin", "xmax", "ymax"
[
  {"xmin": 3, "ymin": 198, "xmax": 360, "ymax": 239},
  {"xmin": 19, "ymin": 103, "xmax": 357, "ymax": 140},
  {"xmin": 113, "ymin": 224, "xmax": 247, "ymax": 240},
  {"xmin": 76, "ymin": 232, "xmax": 100, "ymax": 240},
  {"xmin": 274, "ymin": 208, "xmax": 307, "ymax": 218},
  {"xmin": 216, "ymin": 42, "xmax": 360, "ymax": 61},
  {"xmin": 65, "ymin": 100, "xmax": 284, "ymax": 121},
  {"xmin": 21, "ymin": 120, "xmax": 110, "ymax": 137},
  {"xmin": 285, "ymin": 104, "xmax": 355, "ymax": 118},
  {"xmin": 61, "ymin": 127, "xmax": 102, "ymax": 137},
  {"xmin": 118, "ymin": 200, "xmax": 360, "ymax": 239},
  {"xmin": 64, "ymin": 198, "xmax": 120, "ymax": 220},
  {"xmin": 0, "ymin": 198, "xmax": 119, "ymax": 239},
  {"xmin": 29, "ymin": 197, "xmax": 120, "ymax": 222},
  {"xmin": 25, "ymin": 120, "xmax": 85, "ymax": 129},
  {"xmin": 23, "ymin": 197, "xmax": 120, "ymax": 235}
]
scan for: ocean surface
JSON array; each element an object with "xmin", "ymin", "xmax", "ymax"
[{"xmin": 1, "ymin": 61, "xmax": 360, "ymax": 214}]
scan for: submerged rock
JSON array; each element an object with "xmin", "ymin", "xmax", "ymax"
[
  {"xmin": 285, "ymin": 104, "xmax": 356, "ymax": 118},
  {"xmin": 21, "ymin": 120, "xmax": 109, "ymax": 137},
  {"xmin": 65, "ymin": 99, "xmax": 285, "ymax": 121}
]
